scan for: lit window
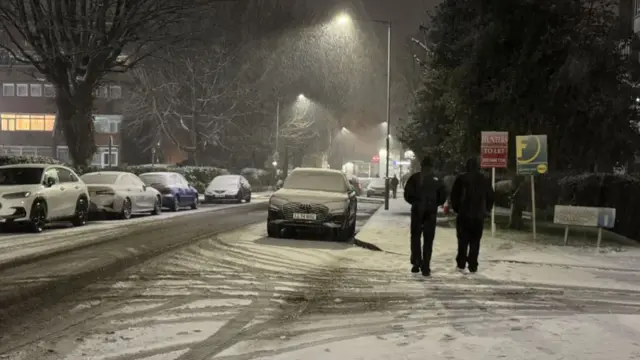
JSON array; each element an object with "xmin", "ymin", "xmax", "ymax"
[
  {"xmin": 30, "ymin": 84, "xmax": 42, "ymax": 97},
  {"xmin": 30, "ymin": 115, "xmax": 45, "ymax": 130},
  {"xmin": 15, "ymin": 114, "xmax": 30, "ymax": 130},
  {"xmin": 110, "ymin": 85, "xmax": 122, "ymax": 99},
  {"xmin": 45, "ymin": 115, "xmax": 55, "ymax": 131},
  {"xmin": 16, "ymin": 84, "xmax": 28, "ymax": 96},
  {"xmin": 44, "ymin": 84, "xmax": 55, "ymax": 97},
  {"xmin": 2, "ymin": 83, "xmax": 14, "ymax": 96},
  {"xmin": 1, "ymin": 113, "xmax": 14, "ymax": 131}
]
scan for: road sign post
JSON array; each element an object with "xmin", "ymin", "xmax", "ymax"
[
  {"xmin": 516, "ymin": 135, "xmax": 548, "ymax": 240},
  {"xmin": 481, "ymin": 131, "xmax": 508, "ymax": 237}
]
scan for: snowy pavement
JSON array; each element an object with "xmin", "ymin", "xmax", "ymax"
[{"xmin": 2, "ymin": 199, "xmax": 640, "ymax": 359}]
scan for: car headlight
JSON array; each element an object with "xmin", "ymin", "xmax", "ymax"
[
  {"xmin": 3, "ymin": 191, "xmax": 31, "ymax": 199},
  {"xmin": 326, "ymin": 201, "xmax": 348, "ymax": 213},
  {"xmin": 269, "ymin": 196, "xmax": 287, "ymax": 209}
]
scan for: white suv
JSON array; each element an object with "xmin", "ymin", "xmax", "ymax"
[
  {"xmin": 267, "ymin": 168, "xmax": 358, "ymax": 241},
  {"xmin": 0, "ymin": 164, "xmax": 90, "ymax": 232}
]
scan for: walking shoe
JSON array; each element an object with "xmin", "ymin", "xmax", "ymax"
[
  {"xmin": 421, "ymin": 268, "xmax": 431, "ymax": 277},
  {"xmin": 468, "ymin": 267, "xmax": 477, "ymax": 274},
  {"xmin": 456, "ymin": 267, "xmax": 466, "ymax": 274},
  {"xmin": 411, "ymin": 265, "xmax": 420, "ymax": 273}
]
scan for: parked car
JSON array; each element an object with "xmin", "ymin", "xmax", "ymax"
[
  {"xmin": 138, "ymin": 172, "xmax": 199, "ymax": 211},
  {"xmin": 267, "ymin": 168, "xmax": 357, "ymax": 241},
  {"xmin": 365, "ymin": 177, "xmax": 390, "ymax": 197},
  {"xmin": 81, "ymin": 171, "xmax": 162, "ymax": 219},
  {"xmin": 0, "ymin": 164, "xmax": 89, "ymax": 232},
  {"xmin": 204, "ymin": 175, "xmax": 251, "ymax": 203}
]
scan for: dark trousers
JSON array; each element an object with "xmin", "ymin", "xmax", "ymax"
[
  {"xmin": 455, "ymin": 216, "xmax": 484, "ymax": 271},
  {"xmin": 392, "ymin": 187, "xmax": 398, "ymax": 198},
  {"xmin": 410, "ymin": 210, "xmax": 437, "ymax": 270}
]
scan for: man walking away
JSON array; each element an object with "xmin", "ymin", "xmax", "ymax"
[
  {"xmin": 450, "ymin": 156, "xmax": 495, "ymax": 274},
  {"xmin": 404, "ymin": 157, "xmax": 447, "ymax": 276},
  {"xmin": 391, "ymin": 175, "xmax": 399, "ymax": 199}
]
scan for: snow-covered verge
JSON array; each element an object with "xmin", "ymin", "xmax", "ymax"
[{"xmin": 0, "ymin": 199, "xmax": 268, "ymax": 268}]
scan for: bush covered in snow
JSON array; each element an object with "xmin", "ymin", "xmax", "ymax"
[
  {"xmin": 558, "ymin": 173, "xmax": 640, "ymax": 241},
  {"xmin": 0, "ymin": 155, "xmax": 60, "ymax": 166},
  {"xmin": 241, "ymin": 167, "xmax": 272, "ymax": 190}
]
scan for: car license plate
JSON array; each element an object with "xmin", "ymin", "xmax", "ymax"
[{"xmin": 293, "ymin": 213, "xmax": 316, "ymax": 220}]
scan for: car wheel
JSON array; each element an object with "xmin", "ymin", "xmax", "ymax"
[
  {"xmin": 151, "ymin": 196, "xmax": 162, "ymax": 215},
  {"xmin": 236, "ymin": 192, "xmax": 243, "ymax": 204},
  {"xmin": 267, "ymin": 222, "xmax": 281, "ymax": 238},
  {"xmin": 28, "ymin": 200, "xmax": 47, "ymax": 233},
  {"xmin": 246, "ymin": 193, "xmax": 251, "ymax": 203},
  {"xmin": 170, "ymin": 196, "xmax": 179, "ymax": 212},
  {"xmin": 71, "ymin": 197, "xmax": 89, "ymax": 226},
  {"xmin": 119, "ymin": 198, "xmax": 132, "ymax": 219},
  {"xmin": 190, "ymin": 195, "xmax": 198, "ymax": 210}
]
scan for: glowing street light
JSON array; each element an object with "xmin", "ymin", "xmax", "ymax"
[
  {"xmin": 272, "ymin": 161, "xmax": 277, "ymax": 167},
  {"xmin": 334, "ymin": 11, "xmax": 392, "ymax": 210},
  {"xmin": 298, "ymin": 93, "xmax": 306, "ymax": 100},
  {"xmin": 335, "ymin": 13, "xmax": 351, "ymax": 25}
]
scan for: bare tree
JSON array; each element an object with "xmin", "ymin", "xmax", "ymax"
[
  {"xmin": 0, "ymin": 0, "xmax": 215, "ymax": 166},
  {"xmin": 125, "ymin": 38, "xmax": 252, "ymax": 165}
]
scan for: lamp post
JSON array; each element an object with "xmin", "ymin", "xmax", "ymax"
[
  {"xmin": 274, "ymin": 94, "xmax": 306, "ymax": 172},
  {"xmin": 335, "ymin": 13, "xmax": 392, "ymax": 209}
]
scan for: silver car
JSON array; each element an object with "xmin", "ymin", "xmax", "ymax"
[
  {"xmin": 267, "ymin": 168, "xmax": 357, "ymax": 241},
  {"xmin": 366, "ymin": 177, "xmax": 390, "ymax": 197},
  {"xmin": 81, "ymin": 171, "xmax": 162, "ymax": 219}
]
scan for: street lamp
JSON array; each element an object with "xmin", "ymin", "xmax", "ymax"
[
  {"xmin": 336, "ymin": 13, "xmax": 392, "ymax": 210},
  {"xmin": 274, "ymin": 94, "xmax": 310, "ymax": 172}
]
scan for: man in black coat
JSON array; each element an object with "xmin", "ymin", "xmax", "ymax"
[
  {"xmin": 390, "ymin": 175, "xmax": 399, "ymax": 199},
  {"xmin": 450, "ymin": 156, "xmax": 495, "ymax": 273},
  {"xmin": 404, "ymin": 157, "xmax": 447, "ymax": 276}
]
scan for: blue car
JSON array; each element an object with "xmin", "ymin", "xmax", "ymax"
[{"xmin": 139, "ymin": 172, "xmax": 199, "ymax": 211}]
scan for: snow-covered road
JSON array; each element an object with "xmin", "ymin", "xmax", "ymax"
[
  {"xmin": 0, "ymin": 198, "xmax": 269, "ymax": 269},
  {"xmin": 1, "ymin": 200, "xmax": 640, "ymax": 360}
]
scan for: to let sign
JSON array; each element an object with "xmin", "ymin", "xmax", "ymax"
[{"xmin": 481, "ymin": 131, "xmax": 508, "ymax": 168}]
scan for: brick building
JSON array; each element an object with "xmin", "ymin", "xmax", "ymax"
[{"xmin": 0, "ymin": 54, "xmax": 124, "ymax": 167}]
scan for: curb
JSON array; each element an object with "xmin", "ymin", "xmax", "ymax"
[{"xmin": 353, "ymin": 238, "xmax": 383, "ymax": 251}]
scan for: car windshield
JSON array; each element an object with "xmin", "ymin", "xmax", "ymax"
[
  {"xmin": 139, "ymin": 174, "xmax": 170, "ymax": 186},
  {"xmin": 210, "ymin": 176, "xmax": 238, "ymax": 187},
  {"xmin": 283, "ymin": 171, "xmax": 347, "ymax": 192},
  {"xmin": 0, "ymin": 167, "xmax": 44, "ymax": 185},
  {"xmin": 81, "ymin": 173, "xmax": 119, "ymax": 184},
  {"xmin": 369, "ymin": 179, "xmax": 386, "ymax": 187}
]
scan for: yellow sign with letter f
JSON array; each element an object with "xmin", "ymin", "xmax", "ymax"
[{"xmin": 515, "ymin": 135, "xmax": 548, "ymax": 175}]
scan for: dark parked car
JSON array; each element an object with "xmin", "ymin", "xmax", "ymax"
[
  {"xmin": 138, "ymin": 172, "xmax": 199, "ymax": 211},
  {"xmin": 204, "ymin": 175, "xmax": 252, "ymax": 203},
  {"xmin": 348, "ymin": 175, "xmax": 363, "ymax": 196}
]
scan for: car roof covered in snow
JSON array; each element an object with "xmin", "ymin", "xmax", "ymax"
[
  {"xmin": 290, "ymin": 167, "xmax": 344, "ymax": 175},
  {"xmin": 0, "ymin": 163, "xmax": 65, "ymax": 169}
]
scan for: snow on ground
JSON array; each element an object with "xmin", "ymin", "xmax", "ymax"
[
  {"xmin": 0, "ymin": 198, "xmax": 268, "ymax": 267},
  {"xmin": 3, "ymin": 199, "xmax": 640, "ymax": 360}
]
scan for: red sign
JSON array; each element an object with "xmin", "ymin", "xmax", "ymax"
[
  {"xmin": 481, "ymin": 131, "xmax": 508, "ymax": 168},
  {"xmin": 372, "ymin": 155, "xmax": 380, "ymax": 163}
]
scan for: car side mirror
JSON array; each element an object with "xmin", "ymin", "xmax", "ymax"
[{"xmin": 44, "ymin": 176, "xmax": 56, "ymax": 187}]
